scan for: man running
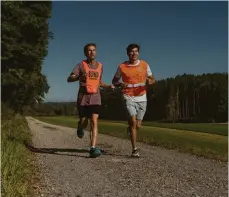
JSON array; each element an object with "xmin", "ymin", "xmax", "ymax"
[
  {"xmin": 112, "ymin": 43, "xmax": 156, "ymax": 157},
  {"xmin": 67, "ymin": 43, "xmax": 111, "ymax": 158}
]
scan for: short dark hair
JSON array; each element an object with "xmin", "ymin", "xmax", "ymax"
[
  {"xmin": 84, "ymin": 43, "xmax": 96, "ymax": 55},
  {"xmin": 126, "ymin": 43, "xmax": 140, "ymax": 54}
]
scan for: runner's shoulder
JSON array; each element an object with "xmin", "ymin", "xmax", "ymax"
[
  {"xmin": 119, "ymin": 61, "xmax": 128, "ymax": 67},
  {"xmin": 140, "ymin": 59, "xmax": 148, "ymax": 65}
]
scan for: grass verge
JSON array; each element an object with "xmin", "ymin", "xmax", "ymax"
[
  {"xmin": 2, "ymin": 110, "xmax": 34, "ymax": 197},
  {"xmin": 36, "ymin": 116, "xmax": 228, "ymax": 162},
  {"xmin": 143, "ymin": 121, "xmax": 228, "ymax": 136}
]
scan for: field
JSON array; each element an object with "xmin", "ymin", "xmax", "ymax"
[{"xmin": 36, "ymin": 116, "xmax": 228, "ymax": 162}]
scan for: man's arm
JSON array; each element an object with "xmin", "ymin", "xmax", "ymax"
[
  {"xmin": 98, "ymin": 66, "xmax": 114, "ymax": 88},
  {"xmin": 67, "ymin": 72, "xmax": 79, "ymax": 82},
  {"xmin": 146, "ymin": 75, "xmax": 156, "ymax": 85},
  {"xmin": 112, "ymin": 67, "xmax": 130, "ymax": 89},
  {"xmin": 112, "ymin": 76, "xmax": 121, "ymax": 85},
  {"xmin": 112, "ymin": 66, "xmax": 121, "ymax": 84},
  {"xmin": 67, "ymin": 64, "xmax": 80, "ymax": 83},
  {"xmin": 146, "ymin": 64, "xmax": 156, "ymax": 85},
  {"xmin": 100, "ymin": 80, "xmax": 110, "ymax": 88}
]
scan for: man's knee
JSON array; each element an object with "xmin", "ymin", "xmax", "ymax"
[
  {"xmin": 129, "ymin": 116, "xmax": 137, "ymax": 127},
  {"xmin": 91, "ymin": 114, "xmax": 99, "ymax": 124},
  {"xmin": 136, "ymin": 120, "xmax": 142, "ymax": 129}
]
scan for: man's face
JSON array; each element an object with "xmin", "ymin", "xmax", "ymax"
[
  {"xmin": 86, "ymin": 45, "xmax": 96, "ymax": 60},
  {"xmin": 128, "ymin": 47, "xmax": 139, "ymax": 61}
]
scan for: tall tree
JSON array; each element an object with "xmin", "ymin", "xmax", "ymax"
[{"xmin": 1, "ymin": 1, "xmax": 53, "ymax": 112}]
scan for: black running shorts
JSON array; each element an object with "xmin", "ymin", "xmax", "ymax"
[{"xmin": 77, "ymin": 105, "xmax": 100, "ymax": 118}]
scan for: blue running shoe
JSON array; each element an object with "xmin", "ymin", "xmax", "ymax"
[
  {"xmin": 77, "ymin": 128, "xmax": 84, "ymax": 138},
  {"xmin": 89, "ymin": 147, "xmax": 102, "ymax": 158}
]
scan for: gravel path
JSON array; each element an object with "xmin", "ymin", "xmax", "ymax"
[{"xmin": 26, "ymin": 117, "xmax": 228, "ymax": 197}]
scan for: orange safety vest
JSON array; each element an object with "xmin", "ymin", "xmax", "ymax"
[
  {"xmin": 119, "ymin": 60, "xmax": 148, "ymax": 96},
  {"xmin": 81, "ymin": 60, "xmax": 102, "ymax": 94}
]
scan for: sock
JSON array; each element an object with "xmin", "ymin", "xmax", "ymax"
[
  {"xmin": 91, "ymin": 146, "xmax": 95, "ymax": 149},
  {"xmin": 133, "ymin": 147, "xmax": 137, "ymax": 150}
]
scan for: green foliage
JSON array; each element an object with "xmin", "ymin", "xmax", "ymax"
[
  {"xmin": 146, "ymin": 73, "xmax": 228, "ymax": 122},
  {"xmin": 30, "ymin": 72, "xmax": 228, "ymax": 123},
  {"xmin": 1, "ymin": 1, "xmax": 53, "ymax": 112},
  {"xmin": 1, "ymin": 108, "xmax": 34, "ymax": 197},
  {"xmin": 1, "ymin": 1, "xmax": 53, "ymax": 195},
  {"xmin": 28, "ymin": 102, "xmax": 78, "ymax": 116}
]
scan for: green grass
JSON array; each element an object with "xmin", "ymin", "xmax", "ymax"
[
  {"xmin": 36, "ymin": 116, "xmax": 228, "ymax": 162},
  {"xmin": 95, "ymin": 119, "xmax": 228, "ymax": 136},
  {"xmin": 143, "ymin": 121, "xmax": 228, "ymax": 136},
  {"xmin": 36, "ymin": 116, "xmax": 228, "ymax": 136},
  {"xmin": 2, "ymin": 113, "xmax": 34, "ymax": 197}
]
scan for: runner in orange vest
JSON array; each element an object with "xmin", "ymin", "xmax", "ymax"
[
  {"xmin": 67, "ymin": 43, "xmax": 112, "ymax": 158},
  {"xmin": 112, "ymin": 44, "xmax": 156, "ymax": 157}
]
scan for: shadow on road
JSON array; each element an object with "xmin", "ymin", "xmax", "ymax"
[
  {"xmin": 24, "ymin": 142, "xmax": 89, "ymax": 158},
  {"xmin": 25, "ymin": 142, "xmax": 135, "ymax": 159}
]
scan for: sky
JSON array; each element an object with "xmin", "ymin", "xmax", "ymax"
[{"xmin": 42, "ymin": 1, "xmax": 228, "ymax": 102}]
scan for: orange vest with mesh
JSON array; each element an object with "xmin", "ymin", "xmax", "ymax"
[
  {"xmin": 119, "ymin": 60, "xmax": 148, "ymax": 96},
  {"xmin": 81, "ymin": 60, "xmax": 102, "ymax": 94}
]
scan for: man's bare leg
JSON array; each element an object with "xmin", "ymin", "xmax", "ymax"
[
  {"xmin": 90, "ymin": 114, "xmax": 99, "ymax": 147},
  {"xmin": 89, "ymin": 113, "xmax": 101, "ymax": 157},
  {"xmin": 136, "ymin": 119, "xmax": 142, "ymax": 131},
  {"xmin": 89, "ymin": 122, "xmax": 93, "ymax": 146},
  {"xmin": 128, "ymin": 116, "xmax": 140, "ymax": 157},
  {"xmin": 129, "ymin": 115, "xmax": 137, "ymax": 149}
]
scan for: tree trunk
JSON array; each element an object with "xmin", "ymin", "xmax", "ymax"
[
  {"xmin": 182, "ymin": 99, "xmax": 185, "ymax": 120},
  {"xmin": 186, "ymin": 97, "xmax": 189, "ymax": 119},
  {"xmin": 193, "ymin": 89, "xmax": 196, "ymax": 116}
]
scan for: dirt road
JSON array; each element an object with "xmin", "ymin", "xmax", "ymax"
[{"xmin": 26, "ymin": 117, "xmax": 228, "ymax": 197}]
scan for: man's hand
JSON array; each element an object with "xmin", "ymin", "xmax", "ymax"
[
  {"xmin": 146, "ymin": 75, "xmax": 156, "ymax": 85},
  {"xmin": 113, "ymin": 82, "xmax": 127, "ymax": 89},
  {"xmin": 105, "ymin": 84, "xmax": 115, "ymax": 89},
  {"xmin": 107, "ymin": 84, "xmax": 116, "ymax": 91},
  {"xmin": 67, "ymin": 73, "xmax": 79, "ymax": 82},
  {"xmin": 100, "ymin": 82, "xmax": 115, "ymax": 89},
  {"xmin": 100, "ymin": 81, "xmax": 110, "ymax": 89}
]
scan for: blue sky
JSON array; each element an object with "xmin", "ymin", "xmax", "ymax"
[{"xmin": 43, "ymin": 1, "xmax": 228, "ymax": 102}]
